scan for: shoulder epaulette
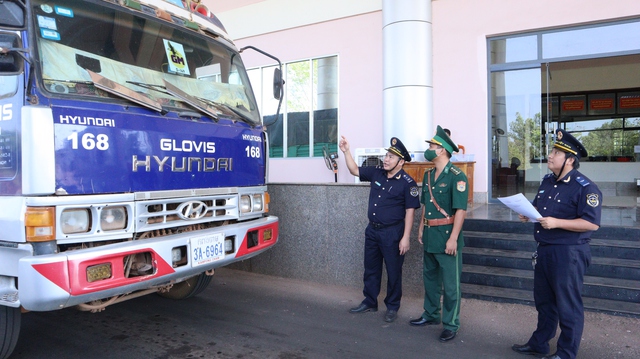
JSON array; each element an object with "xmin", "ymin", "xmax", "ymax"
[
  {"xmin": 575, "ymin": 176, "xmax": 590, "ymax": 187},
  {"xmin": 543, "ymin": 173, "xmax": 554, "ymax": 180},
  {"xmin": 450, "ymin": 166, "xmax": 462, "ymax": 175},
  {"xmin": 402, "ymin": 173, "xmax": 415, "ymax": 183},
  {"xmin": 426, "ymin": 167, "xmax": 435, "ymax": 172}
]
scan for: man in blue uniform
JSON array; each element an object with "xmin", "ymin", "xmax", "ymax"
[
  {"xmin": 512, "ymin": 129, "xmax": 602, "ymax": 359},
  {"xmin": 408, "ymin": 125, "xmax": 468, "ymax": 343},
  {"xmin": 339, "ymin": 135, "xmax": 420, "ymax": 323}
]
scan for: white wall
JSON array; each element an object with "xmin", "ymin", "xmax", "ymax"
[{"xmin": 209, "ymin": 1, "xmax": 384, "ymax": 184}]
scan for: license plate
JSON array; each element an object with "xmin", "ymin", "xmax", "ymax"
[{"xmin": 190, "ymin": 233, "xmax": 225, "ymax": 267}]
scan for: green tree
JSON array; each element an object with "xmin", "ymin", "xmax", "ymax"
[
  {"xmin": 507, "ymin": 112, "xmax": 542, "ymax": 169},
  {"xmin": 581, "ymin": 118, "xmax": 640, "ymax": 158},
  {"xmin": 286, "ymin": 60, "xmax": 311, "ymax": 112}
]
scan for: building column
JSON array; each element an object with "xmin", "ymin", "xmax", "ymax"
[{"xmin": 382, "ymin": 0, "xmax": 432, "ymax": 153}]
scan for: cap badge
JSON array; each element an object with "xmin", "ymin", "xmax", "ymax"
[
  {"xmin": 392, "ymin": 138, "xmax": 397, "ymax": 146},
  {"xmin": 557, "ymin": 130, "xmax": 563, "ymax": 140}
]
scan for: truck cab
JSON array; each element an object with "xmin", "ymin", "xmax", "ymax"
[{"xmin": 0, "ymin": 1, "xmax": 282, "ymax": 357}]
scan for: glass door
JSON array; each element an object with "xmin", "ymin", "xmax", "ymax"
[
  {"xmin": 490, "ymin": 68, "xmax": 542, "ymax": 200},
  {"xmin": 539, "ymin": 57, "xmax": 640, "ymax": 204},
  {"xmin": 539, "ymin": 63, "xmax": 557, "ymax": 193}
]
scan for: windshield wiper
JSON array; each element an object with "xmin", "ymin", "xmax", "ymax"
[
  {"xmin": 87, "ymin": 70, "xmax": 164, "ymax": 113},
  {"xmin": 128, "ymin": 80, "xmax": 255, "ymax": 124},
  {"xmin": 195, "ymin": 97, "xmax": 257, "ymax": 125},
  {"xmin": 162, "ymin": 80, "xmax": 220, "ymax": 121},
  {"xmin": 126, "ymin": 81, "xmax": 170, "ymax": 96},
  {"xmin": 44, "ymin": 79, "xmax": 94, "ymax": 86}
]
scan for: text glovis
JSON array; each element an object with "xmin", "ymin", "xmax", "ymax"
[{"xmin": 160, "ymin": 138, "xmax": 215, "ymax": 153}]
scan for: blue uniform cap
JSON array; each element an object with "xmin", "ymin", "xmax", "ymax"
[
  {"xmin": 386, "ymin": 137, "xmax": 412, "ymax": 162},
  {"xmin": 554, "ymin": 129, "xmax": 588, "ymax": 158}
]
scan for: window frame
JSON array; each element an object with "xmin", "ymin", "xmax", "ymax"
[{"xmin": 249, "ymin": 54, "xmax": 339, "ymax": 159}]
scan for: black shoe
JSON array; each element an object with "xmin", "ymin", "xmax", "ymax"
[
  {"xmin": 349, "ymin": 303, "xmax": 377, "ymax": 313},
  {"xmin": 409, "ymin": 317, "xmax": 441, "ymax": 326},
  {"xmin": 541, "ymin": 355, "xmax": 560, "ymax": 359},
  {"xmin": 511, "ymin": 344, "xmax": 546, "ymax": 357},
  {"xmin": 384, "ymin": 310, "xmax": 397, "ymax": 323},
  {"xmin": 439, "ymin": 329, "xmax": 457, "ymax": 342}
]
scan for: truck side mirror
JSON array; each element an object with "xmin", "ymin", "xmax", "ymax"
[
  {"xmin": 273, "ymin": 68, "xmax": 284, "ymax": 100},
  {"xmin": 0, "ymin": 32, "xmax": 23, "ymax": 75},
  {"xmin": 0, "ymin": 1, "xmax": 25, "ymax": 29}
]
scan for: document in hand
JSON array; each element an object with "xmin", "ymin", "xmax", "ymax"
[{"xmin": 497, "ymin": 193, "xmax": 542, "ymax": 222}]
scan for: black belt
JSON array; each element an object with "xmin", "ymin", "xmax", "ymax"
[{"xmin": 369, "ymin": 221, "xmax": 401, "ymax": 229}]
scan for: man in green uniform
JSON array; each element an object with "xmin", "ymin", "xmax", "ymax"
[{"xmin": 409, "ymin": 125, "xmax": 468, "ymax": 343}]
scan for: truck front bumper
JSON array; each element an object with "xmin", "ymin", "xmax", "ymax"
[{"xmin": 17, "ymin": 216, "xmax": 278, "ymax": 311}]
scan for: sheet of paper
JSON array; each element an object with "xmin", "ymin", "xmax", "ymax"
[{"xmin": 497, "ymin": 193, "xmax": 541, "ymax": 222}]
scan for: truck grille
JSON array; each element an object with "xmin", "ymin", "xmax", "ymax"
[{"xmin": 135, "ymin": 194, "xmax": 238, "ymax": 232}]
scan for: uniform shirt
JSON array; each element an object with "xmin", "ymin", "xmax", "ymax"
[
  {"xmin": 421, "ymin": 162, "xmax": 468, "ymax": 253},
  {"xmin": 359, "ymin": 166, "xmax": 420, "ymax": 226},
  {"xmin": 533, "ymin": 169, "xmax": 602, "ymax": 245}
]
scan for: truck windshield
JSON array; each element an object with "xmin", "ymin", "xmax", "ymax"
[{"xmin": 31, "ymin": 0, "xmax": 261, "ymax": 125}]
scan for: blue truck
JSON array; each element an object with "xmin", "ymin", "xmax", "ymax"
[{"xmin": 0, "ymin": 1, "xmax": 282, "ymax": 357}]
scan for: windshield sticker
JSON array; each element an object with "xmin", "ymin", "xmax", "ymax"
[
  {"xmin": 40, "ymin": 28, "xmax": 61, "ymax": 41},
  {"xmin": 40, "ymin": 4, "xmax": 54, "ymax": 13},
  {"xmin": 37, "ymin": 15, "xmax": 57, "ymax": 31},
  {"xmin": 163, "ymin": 40, "xmax": 191, "ymax": 76},
  {"xmin": 55, "ymin": 6, "xmax": 74, "ymax": 18},
  {"xmin": 164, "ymin": 0, "xmax": 185, "ymax": 8}
]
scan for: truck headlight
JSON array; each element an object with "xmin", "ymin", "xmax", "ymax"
[
  {"xmin": 100, "ymin": 206, "xmax": 127, "ymax": 231},
  {"xmin": 252, "ymin": 194, "xmax": 263, "ymax": 212},
  {"xmin": 61, "ymin": 208, "xmax": 91, "ymax": 234},
  {"xmin": 240, "ymin": 195, "xmax": 251, "ymax": 213}
]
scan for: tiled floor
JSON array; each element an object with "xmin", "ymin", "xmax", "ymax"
[{"xmin": 467, "ymin": 196, "xmax": 640, "ymax": 228}]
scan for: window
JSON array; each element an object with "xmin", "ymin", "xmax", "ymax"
[
  {"xmin": 542, "ymin": 21, "xmax": 640, "ymax": 59},
  {"xmin": 0, "ymin": 76, "xmax": 18, "ymax": 98},
  {"xmin": 250, "ymin": 56, "xmax": 338, "ymax": 158},
  {"xmin": 490, "ymin": 35, "xmax": 538, "ymax": 64},
  {"xmin": 565, "ymin": 118, "xmax": 640, "ymax": 161},
  {"xmin": 31, "ymin": 0, "xmax": 261, "ymax": 124},
  {"xmin": 488, "ymin": 18, "xmax": 640, "ymax": 200}
]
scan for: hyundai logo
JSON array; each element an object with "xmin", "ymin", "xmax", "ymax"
[{"xmin": 177, "ymin": 200, "xmax": 208, "ymax": 220}]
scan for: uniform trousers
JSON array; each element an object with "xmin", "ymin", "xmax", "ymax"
[
  {"xmin": 422, "ymin": 251, "xmax": 462, "ymax": 332},
  {"xmin": 527, "ymin": 243, "xmax": 591, "ymax": 359},
  {"xmin": 361, "ymin": 222, "xmax": 405, "ymax": 311}
]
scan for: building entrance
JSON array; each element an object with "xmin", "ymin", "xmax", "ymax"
[{"xmin": 490, "ymin": 20, "xmax": 640, "ymax": 202}]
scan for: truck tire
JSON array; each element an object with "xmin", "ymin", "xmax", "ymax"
[
  {"xmin": 158, "ymin": 273, "xmax": 213, "ymax": 300},
  {"xmin": 0, "ymin": 306, "xmax": 20, "ymax": 359}
]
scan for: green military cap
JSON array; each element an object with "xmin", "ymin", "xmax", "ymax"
[{"xmin": 425, "ymin": 125, "xmax": 458, "ymax": 154}]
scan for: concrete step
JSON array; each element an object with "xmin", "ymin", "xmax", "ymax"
[
  {"xmin": 461, "ymin": 264, "xmax": 640, "ymax": 303},
  {"xmin": 463, "ymin": 247, "xmax": 640, "ymax": 280},
  {"xmin": 463, "ymin": 218, "xmax": 640, "ymax": 242},
  {"xmin": 461, "ymin": 220, "xmax": 640, "ymax": 316},
  {"xmin": 461, "ymin": 283, "xmax": 640, "ymax": 317},
  {"xmin": 464, "ymin": 231, "xmax": 640, "ymax": 260}
]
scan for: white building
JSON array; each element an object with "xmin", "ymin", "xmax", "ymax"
[{"xmin": 206, "ymin": 0, "xmax": 640, "ymax": 203}]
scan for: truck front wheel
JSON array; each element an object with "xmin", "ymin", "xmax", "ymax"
[
  {"xmin": 0, "ymin": 305, "xmax": 20, "ymax": 359},
  {"xmin": 158, "ymin": 273, "xmax": 213, "ymax": 300}
]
